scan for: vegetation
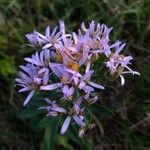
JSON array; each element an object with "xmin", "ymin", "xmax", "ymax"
[{"xmin": 0, "ymin": 0, "xmax": 150, "ymax": 149}]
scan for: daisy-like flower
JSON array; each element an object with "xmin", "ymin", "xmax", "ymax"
[
  {"xmin": 35, "ymin": 25, "xmax": 62, "ymax": 49},
  {"xmin": 15, "ymin": 64, "xmax": 49, "ymax": 106},
  {"xmin": 25, "ymin": 21, "xmax": 69, "ymax": 49},
  {"xmin": 24, "ymin": 49, "xmax": 50, "ymax": 67},
  {"xmin": 78, "ymin": 70, "xmax": 105, "ymax": 94},
  {"xmin": 38, "ymin": 98, "xmax": 66, "ymax": 117},
  {"xmin": 15, "ymin": 63, "xmax": 62, "ymax": 106},
  {"xmin": 34, "ymin": 21, "xmax": 71, "ymax": 50},
  {"xmin": 60, "ymin": 96, "xmax": 85, "ymax": 134},
  {"xmin": 105, "ymin": 42, "xmax": 140, "ymax": 85},
  {"xmin": 82, "ymin": 20, "xmax": 112, "ymax": 42},
  {"xmin": 77, "ymin": 61, "xmax": 104, "ymax": 93},
  {"xmin": 25, "ymin": 31, "xmax": 39, "ymax": 46},
  {"xmin": 79, "ymin": 20, "xmax": 113, "ymax": 59},
  {"xmin": 39, "ymin": 97, "xmax": 85, "ymax": 134}
]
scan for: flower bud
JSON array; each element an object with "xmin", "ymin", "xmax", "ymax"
[{"xmin": 79, "ymin": 128, "xmax": 85, "ymax": 138}]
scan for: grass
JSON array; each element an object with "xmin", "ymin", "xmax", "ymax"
[{"xmin": 0, "ymin": 0, "xmax": 150, "ymax": 149}]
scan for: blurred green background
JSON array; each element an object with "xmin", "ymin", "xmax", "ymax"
[{"xmin": 0, "ymin": 0, "xmax": 150, "ymax": 149}]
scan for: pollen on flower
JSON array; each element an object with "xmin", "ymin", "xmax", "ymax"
[
  {"xmin": 67, "ymin": 61, "xmax": 79, "ymax": 71},
  {"xmin": 68, "ymin": 108, "xmax": 75, "ymax": 116},
  {"xmin": 56, "ymin": 51, "xmax": 63, "ymax": 62}
]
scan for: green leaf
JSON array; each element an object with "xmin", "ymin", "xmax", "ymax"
[
  {"xmin": 67, "ymin": 125, "xmax": 90, "ymax": 149},
  {"xmin": 57, "ymin": 135, "xmax": 74, "ymax": 150},
  {"xmin": 18, "ymin": 95, "xmax": 45, "ymax": 118},
  {"xmin": 104, "ymin": 86, "xmax": 117, "ymax": 94},
  {"xmin": 89, "ymin": 103, "xmax": 115, "ymax": 118},
  {"xmin": 41, "ymin": 119, "xmax": 60, "ymax": 150},
  {"xmin": 0, "ymin": 58, "xmax": 16, "ymax": 76}
]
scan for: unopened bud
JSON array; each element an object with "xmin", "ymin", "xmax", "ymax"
[
  {"xmin": 47, "ymin": 111, "xmax": 59, "ymax": 117},
  {"xmin": 88, "ymin": 123, "xmax": 96, "ymax": 130},
  {"xmin": 79, "ymin": 128, "xmax": 85, "ymax": 138}
]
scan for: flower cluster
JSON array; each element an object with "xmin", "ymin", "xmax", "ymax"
[{"xmin": 15, "ymin": 21, "xmax": 140, "ymax": 136}]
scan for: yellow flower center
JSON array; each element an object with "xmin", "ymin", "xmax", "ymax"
[
  {"xmin": 56, "ymin": 51, "xmax": 63, "ymax": 62},
  {"xmin": 56, "ymin": 50, "xmax": 79, "ymax": 72},
  {"xmin": 68, "ymin": 61, "xmax": 79, "ymax": 72}
]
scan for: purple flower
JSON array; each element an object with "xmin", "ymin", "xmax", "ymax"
[
  {"xmin": 105, "ymin": 42, "xmax": 140, "ymax": 85},
  {"xmin": 62, "ymin": 85, "xmax": 75, "ymax": 100},
  {"xmin": 34, "ymin": 21, "xmax": 71, "ymax": 50},
  {"xmin": 25, "ymin": 21, "xmax": 70, "ymax": 49},
  {"xmin": 15, "ymin": 63, "xmax": 61, "ymax": 106},
  {"xmin": 38, "ymin": 97, "xmax": 85, "ymax": 134},
  {"xmin": 24, "ymin": 49, "xmax": 50, "ymax": 67},
  {"xmin": 78, "ymin": 62, "xmax": 105, "ymax": 93},
  {"xmin": 15, "ymin": 64, "xmax": 48, "ymax": 106},
  {"xmin": 79, "ymin": 20, "xmax": 113, "ymax": 59},
  {"xmin": 78, "ymin": 72, "xmax": 104, "ymax": 93},
  {"xmin": 25, "ymin": 31, "xmax": 39, "ymax": 46},
  {"xmin": 82, "ymin": 20, "xmax": 113, "ymax": 40},
  {"xmin": 38, "ymin": 98, "xmax": 66, "ymax": 117},
  {"xmin": 60, "ymin": 96, "xmax": 85, "ymax": 134},
  {"xmin": 35, "ymin": 25, "xmax": 62, "ymax": 49}
]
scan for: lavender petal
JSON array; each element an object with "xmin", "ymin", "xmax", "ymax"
[
  {"xmin": 23, "ymin": 90, "xmax": 35, "ymax": 106},
  {"xmin": 60, "ymin": 116, "xmax": 71, "ymax": 134},
  {"xmin": 40, "ymin": 83, "xmax": 62, "ymax": 90}
]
